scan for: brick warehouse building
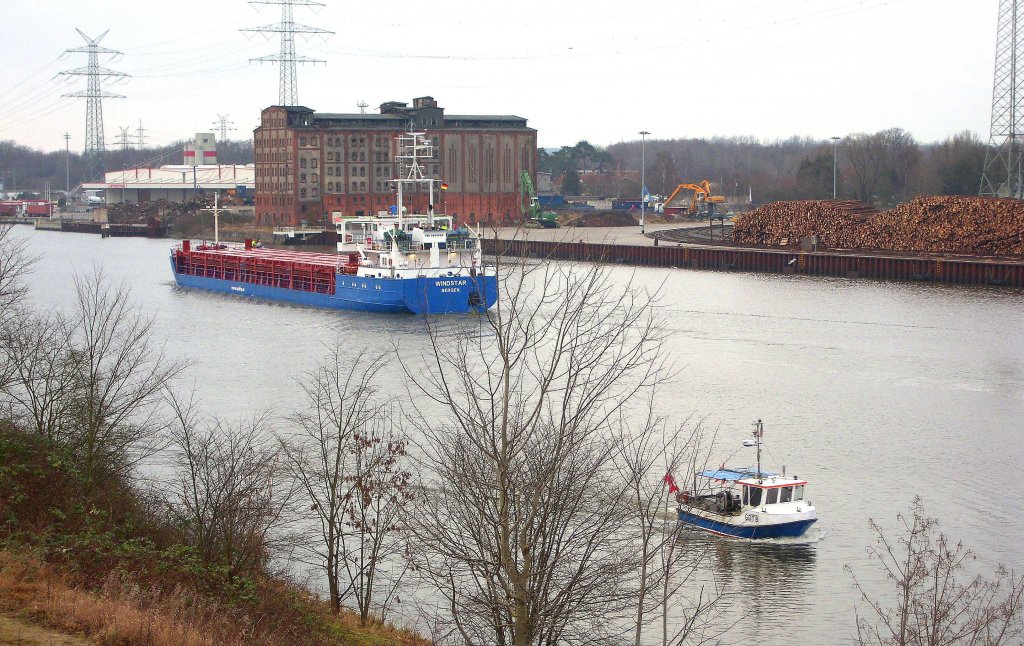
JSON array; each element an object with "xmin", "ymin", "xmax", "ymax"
[{"xmin": 254, "ymin": 97, "xmax": 537, "ymax": 227}]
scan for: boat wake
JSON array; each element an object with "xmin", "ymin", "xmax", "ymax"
[{"xmin": 734, "ymin": 527, "xmax": 829, "ymax": 545}]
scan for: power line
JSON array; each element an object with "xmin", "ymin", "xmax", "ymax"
[
  {"xmin": 981, "ymin": 0, "xmax": 1024, "ymax": 198},
  {"xmin": 241, "ymin": 0, "xmax": 333, "ymax": 106},
  {"xmin": 136, "ymin": 120, "xmax": 147, "ymax": 147},
  {"xmin": 57, "ymin": 29, "xmax": 129, "ymax": 155},
  {"xmin": 212, "ymin": 114, "xmax": 237, "ymax": 141},
  {"xmin": 115, "ymin": 126, "xmax": 133, "ymax": 151}
]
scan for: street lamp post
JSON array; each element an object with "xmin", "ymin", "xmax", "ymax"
[
  {"xmin": 639, "ymin": 130, "xmax": 650, "ymax": 234},
  {"xmin": 830, "ymin": 136, "xmax": 840, "ymax": 199}
]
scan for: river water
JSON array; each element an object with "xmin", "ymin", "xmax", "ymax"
[{"xmin": 10, "ymin": 226, "xmax": 1024, "ymax": 645}]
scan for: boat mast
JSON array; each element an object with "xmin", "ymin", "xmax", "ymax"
[{"xmin": 754, "ymin": 419, "xmax": 763, "ymax": 480}]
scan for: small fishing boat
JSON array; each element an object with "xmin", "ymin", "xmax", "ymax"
[{"xmin": 675, "ymin": 420, "xmax": 818, "ymax": 539}]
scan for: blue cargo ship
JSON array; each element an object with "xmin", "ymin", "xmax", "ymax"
[{"xmin": 170, "ymin": 129, "xmax": 498, "ymax": 315}]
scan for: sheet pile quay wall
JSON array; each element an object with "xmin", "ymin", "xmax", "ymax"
[{"xmin": 482, "ymin": 238, "xmax": 1024, "ymax": 288}]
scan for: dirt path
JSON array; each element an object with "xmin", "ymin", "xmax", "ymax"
[{"xmin": 0, "ymin": 613, "xmax": 92, "ymax": 646}]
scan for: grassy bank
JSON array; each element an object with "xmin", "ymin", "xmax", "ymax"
[{"xmin": 0, "ymin": 425, "xmax": 425, "ymax": 646}]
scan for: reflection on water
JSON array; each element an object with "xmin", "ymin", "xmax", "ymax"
[{"xmin": 674, "ymin": 527, "xmax": 818, "ymax": 638}]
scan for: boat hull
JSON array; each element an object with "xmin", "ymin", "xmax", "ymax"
[
  {"xmin": 172, "ymin": 264, "xmax": 498, "ymax": 315},
  {"xmin": 678, "ymin": 508, "xmax": 817, "ymax": 539}
]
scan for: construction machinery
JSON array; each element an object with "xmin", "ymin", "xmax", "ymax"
[
  {"xmin": 663, "ymin": 180, "xmax": 726, "ymax": 218},
  {"xmin": 519, "ymin": 170, "xmax": 559, "ymax": 228}
]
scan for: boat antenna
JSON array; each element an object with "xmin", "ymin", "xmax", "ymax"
[{"xmin": 753, "ymin": 419, "xmax": 763, "ymax": 480}]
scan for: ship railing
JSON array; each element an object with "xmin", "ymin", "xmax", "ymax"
[{"xmin": 360, "ymin": 239, "xmax": 477, "ymax": 254}]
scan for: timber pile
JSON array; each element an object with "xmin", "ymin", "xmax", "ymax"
[
  {"xmin": 106, "ymin": 196, "xmax": 212, "ymax": 225},
  {"xmin": 733, "ymin": 197, "xmax": 1024, "ymax": 256},
  {"xmin": 732, "ymin": 200, "xmax": 875, "ymax": 248}
]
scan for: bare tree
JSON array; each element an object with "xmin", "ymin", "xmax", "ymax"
[
  {"xmin": 283, "ymin": 349, "xmax": 411, "ymax": 623},
  {"xmin": 848, "ymin": 498, "xmax": 1024, "ymax": 646},
  {"xmin": 1, "ymin": 267, "xmax": 182, "ymax": 498},
  {"xmin": 843, "ymin": 129, "xmax": 921, "ymax": 206},
  {"xmin": 405, "ymin": 240, "xmax": 676, "ymax": 645},
  {"xmin": 64, "ymin": 268, "xmax": 184, "ymax": 494},
  {"xmin": 166, "ymin": 394, "xmax": 292, "ymax": 579},
  {"xmin": 0, "ymin": 223, "xmax": 37, "ymax": 393},
  {"xmin": 615, "ymin": 412, "xmax": 730, "ymax": 646},
  {"xmin": 0, "ymin": 223, "xmax": 35, "ymax": 316},
  {"xmin": 341, "ymin": 410, "xmax": 413, "ymax": 625},
  {"xmin": 0, "ymin": 310, "xmax": 77, "ymax": 442}
]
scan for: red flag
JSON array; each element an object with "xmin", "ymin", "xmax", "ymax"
[
  {"xmin": 440, "ymin": 182, "xmax": 449, "ymax": 191},
  {"xmin": 664, "ymin": 473, "xmax": 679, "ymax": 494}
]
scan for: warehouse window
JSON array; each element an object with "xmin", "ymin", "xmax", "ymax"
[
  {"xmin": 300, "ymin": 174, "xmax": 307, "ymax": 183},
  {"xmin": 300, "ymin": 188, "xmax": 307, "ymax": 198},
  {"xmin": 311, "ymin": 159, "xmax": 318, "ymax": 168},
  {"xmin": 300, "ymin": 158, "xmax": 307, "ymax": 169},
  {"xmin": 300, "ymin": 137, "xmax": 307, "ymax": 146},
  {"xmin": 312, "ymin": 173, "xmax": 318, "ymax": 183},
  {"xmin": 328, "ymin": 181, "xmax": 334, "ymax": 191}
]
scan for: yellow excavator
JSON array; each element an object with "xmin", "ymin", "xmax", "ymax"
[{"xmin": 663, "ymin": 180, "xmax": 726, "ymax": 217}]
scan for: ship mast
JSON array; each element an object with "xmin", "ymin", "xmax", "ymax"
[{"xmin": 392, "ymin": 124, "xmax": 437, "ymax": 228}]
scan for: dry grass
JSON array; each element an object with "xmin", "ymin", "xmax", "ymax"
[{"xmin": 0, "ymin": 552, "xmax": 427, "ymax": 646}]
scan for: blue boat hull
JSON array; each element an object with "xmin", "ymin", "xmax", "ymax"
[
  {"xmin": 172, "ymin": 264, "xmax": 498, "ymax": 315},
  {"xmin": 678, "ymin": 509, "xmax": 817, "ymax": 539}
]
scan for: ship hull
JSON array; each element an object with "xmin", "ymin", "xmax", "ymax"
[
  {"xmin": 172, "ymin": 264, "xmax": 498, "ymax": 315},
  {"xmin": 678, "ymin": 508, "xmax": 817, "ymax": 539}
]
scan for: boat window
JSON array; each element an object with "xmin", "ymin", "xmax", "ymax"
[
  {"xmin": 794, "ymin": 485, "xmax": 804, "ymax": 501},
  {"xmin": 766, "ymin": 488, "xmax": 778, "ymax": 504},
  {"xmin": 748, "ymin": 487, "xmax": 762, "ymax": 507},
  {"xmin": 780, "ymin": 486, "xmax": 792, "ymax": 503},
  {"xmin": 742, "ymin": 486, "xmax": 748, "ymax": 506}
]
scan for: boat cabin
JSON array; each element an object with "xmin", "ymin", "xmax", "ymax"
[
  {"xmin": 690, "ymin": 469, "xmax": 809, "ymax": 515},
  {"xmin": 738, "ymin": 476, "xmax": 807, "ymax": 508}
]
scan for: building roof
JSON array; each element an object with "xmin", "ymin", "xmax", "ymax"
[{"xmin": 83, "ymin": 164, "xmax": 255, "ymax": 190}]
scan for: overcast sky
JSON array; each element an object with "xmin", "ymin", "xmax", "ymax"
[{"xmin": 0, "ymin": 0, "xmax": 997, "ymax": 153}]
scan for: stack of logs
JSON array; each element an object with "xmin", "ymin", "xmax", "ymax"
[
  {"xmin": 107, "ymin": 196, "xmax": 213, "ymax": 225},
  {"xmin": 733, "ymin": 197, "xmax": 1024, "ymax": 256}
]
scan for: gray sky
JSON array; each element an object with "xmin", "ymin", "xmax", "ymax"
[{"xmin": 0, "ymin": 0, "xmax": 996, "ymax": 153}]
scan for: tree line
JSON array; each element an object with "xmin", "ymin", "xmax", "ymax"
[
  {"xmin": 1, "ymin": 225, "xmax": 1020, "ymax": 645},
  {"xmin": 542, "ymin": 130, "xmax": 989, "ymax": 207}
]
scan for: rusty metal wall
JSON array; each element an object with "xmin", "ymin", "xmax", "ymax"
[{"xmin": 481, "ymin": 239, "xmax": 1024, "ymax": 288}]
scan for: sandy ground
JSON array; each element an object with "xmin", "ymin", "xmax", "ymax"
[{"xmin": 0, "ymin": 614, "xmax": 91, "ymax": 646}]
